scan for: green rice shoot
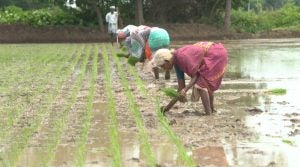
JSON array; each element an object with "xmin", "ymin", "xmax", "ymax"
[
  {"xmin": 121, "ymin": 47, "xmax": 128, "ymax": 52},
  {"xmin": 161, "ymin": 88, "xmax": 180, "ymax": 98},
  {"xmin": 116, "ymin": 52, "xmax": 127, "ymax": 58},
  {"xmin": 282, "ymin": 139, "xmax": 295, "ymax": 145},
  {"xmin": 269, "ymin": 88, "xmax": 287, "ymax": 95}
]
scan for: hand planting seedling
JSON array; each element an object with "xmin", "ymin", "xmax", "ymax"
[{"xmin": 160, "ymin": 88, "xmax": 187, "ymax": 114}]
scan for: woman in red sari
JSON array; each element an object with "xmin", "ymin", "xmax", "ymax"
[{"xmin": 151, "ymin": 42, "xmax": 228, "ymax": 115}]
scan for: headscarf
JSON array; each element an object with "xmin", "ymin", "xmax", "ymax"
[{"xmin": 150, "ymin": 48, "xmax": 173, "ymax": 67}]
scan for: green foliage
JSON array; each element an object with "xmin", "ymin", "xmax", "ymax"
[
  {"xmin": 0, "ymin": 5, "xmax": 78, "ymax": 26},
  {"xmin": 0, "ymin": 6, "xmax": 24, "ymax": 23},
  {"xmin": 232, "ymin": 4, "xmax": 300, "ymax": 33},
  {"xmin": 275, "ymin": 3, "xmax": 300, "ymax": 27}
]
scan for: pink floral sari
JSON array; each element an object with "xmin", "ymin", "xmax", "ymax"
[{"xmin": 173, "ymin": 42, "xmax": 228, "ymax": 94}]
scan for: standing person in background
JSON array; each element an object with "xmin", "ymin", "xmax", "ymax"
[{"xmin": 105, "ymin": 6, "xmax": 118, "ymax": 45}]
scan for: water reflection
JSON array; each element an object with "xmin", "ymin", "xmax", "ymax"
[{"xmin": 221, "ymin": 38, "xmax": 300, "ymax": 167}]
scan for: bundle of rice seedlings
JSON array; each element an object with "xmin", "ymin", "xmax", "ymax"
[
  {"xmin": 161, "ymin": 88, "xmax": 179, "ymax": 98},
  {"xmin": 127, "ymin": 56, "xmax": 140, "ymax": 66},
  {"xmin": 269, "ymin": 88, "xmax": 287, "ymax": 95},
  {"xmin": 121, "ymin": 47, "xmax": 128, "ymax": 52},
  {"xmin": 116, "ymin": 53, "xmax": 127, "ymax": 58}
]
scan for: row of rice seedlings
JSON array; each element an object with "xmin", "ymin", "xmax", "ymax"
[
  {"xmin": 0, "ymin": 44, "xmax": 68, "ymax": 90},
  {"xmin": 101, "ymin": 45, "xmax": 122, "ymax": 167},
  {"xmin": 0, "ymin": 53, "xmax": 65, "ymax": 141},
  {"xmin": 0, "ymin": 45, "xmax": 71, "ymax": 112},
  {"xmin": 0, "ymin": 45, "xmax": 85, "ymax": 167},
  {"xmin": 127, "ymin": 63, "xmax": 196, "ymax": 166},
  {"xmin": 0, "ymin": 48, "xmax": 74, "ymax": 142},
  {"xmin": 108, "ymin": 45, "xmax": 156, "ymax": 167},
  {"xmin": 0, "ymin": 51, "xmax": 52, "ymax": 98},
  {"xmin": 0, "ymin": 45, "xmax": 77, "ymax": 133},
  {"xmin": 72, "ymin": 45, "xmax": 98, "ymax": 166},
  {"xmin": 0, "ymin": 45, "xmax": 81, "ymax": 165},
  {"xmin": 36, "ymin": 46, "xmax": 93, "ymax": 167}
]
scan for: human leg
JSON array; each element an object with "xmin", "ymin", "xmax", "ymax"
[
  {"xmin": 199, "ymin": 88, "xmax": 212, "ymax": 115},
  {"xmin": 165, "ymin": 70, "xmax": 170, "ymax": 80},
  {"xmin": 209, "ymin": 92, "xmax": 217, "ymax": 113},
  {"xmin": 153, "ymin": 67, "xmax": 159, "ymax": 79},
  {"xmin": 110, "ymin": 33, "xmax": 114, "ymax": 44}
]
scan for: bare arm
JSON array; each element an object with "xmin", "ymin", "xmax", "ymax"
[
  {"xmin": 184, "ymin": 74, "xmax": 198, "ymax": 92},
  {"xmin": 179, "ymin": 74, "xmax": 198, "ymax": 97},
  {"xmin": 177, "ymin": 79, "xmax": 185, "ymax": 92}
]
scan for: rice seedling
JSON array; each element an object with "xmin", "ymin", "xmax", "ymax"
[
  {"xmin": 37, "ymin": 46, "xmax": 92, "ymax": 166},
  {"xmin": 269, "ymin": 88, "xmax": 287, "ymax": 95},
  {"xmin": 110, "ymin": 45, "xmax": 157, "ymax": 167},
  {"xmin": 127, "ymin": 56, "xmax": 140, "ymax": 66},
  {"xmin": 0, "ymin": 44, "xmax": 84, "ymax": 166},
  {"xmin": 0, "ymin": 47, "xmax": 73, "ymax": 143},
  {"xmin": 102, "ymin": 45, "xmax": 121, "ymax": 167},
  {"xmin": 161, "ymin": 88, "xmax": 180, "ymax": 98},
  {"xmin": 73, "ymin": 45, "xmax": 98, "ymax": 166},
  {"xmin": 282, "ymin": 139, "xmax": 295, "ymax": 145},
  {"xmin": 116, "ymin": 52, "xmax": 128, "ymax": 58},
  {"xmin": 121, "ymin": 46, "xmax": 128, "ymax": 52}
]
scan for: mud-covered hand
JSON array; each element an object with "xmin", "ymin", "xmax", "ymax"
[
  {"xmin": 178, "ymin": 89, "xmax": 187, "ymax": 103},
  {"xmin": 179, "ymin": 89, "xmax": 186, "ymax": 97}
]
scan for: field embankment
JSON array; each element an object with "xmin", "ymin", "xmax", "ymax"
[{"xmin": 1, "ymin": 24, "xmax": 300, "ymax": 43}]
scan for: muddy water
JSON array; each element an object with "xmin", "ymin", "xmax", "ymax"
[{"xmin": 219, "ymin": 38, "xmax": 300, "ymax": 167}]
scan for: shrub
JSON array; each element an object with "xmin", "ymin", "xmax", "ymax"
[
  {"xmin": 231, "ymin": 4, "xmax": 300, "ymax": 33},
  {"xmin": 0, "ymin": 5, "xmax": 78, "ymax": 26}
]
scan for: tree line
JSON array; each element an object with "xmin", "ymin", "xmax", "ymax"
[{"xmin": 1, "ymin": 0, "xmax": 300, "ymax": 32}]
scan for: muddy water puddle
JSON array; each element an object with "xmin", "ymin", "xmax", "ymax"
[{"xmin": 220, "ymin": 39, "xmax": 300, "ymax": 167}]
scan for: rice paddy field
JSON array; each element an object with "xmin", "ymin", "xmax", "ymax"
[{"xmin": 1, "ymin": 39, "xmax": 300, "ymax": 167}]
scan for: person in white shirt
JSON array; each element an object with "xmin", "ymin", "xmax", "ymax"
[{"xmin": 105, "ymin": 6, "xmax": 118, "ymax": 44}]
